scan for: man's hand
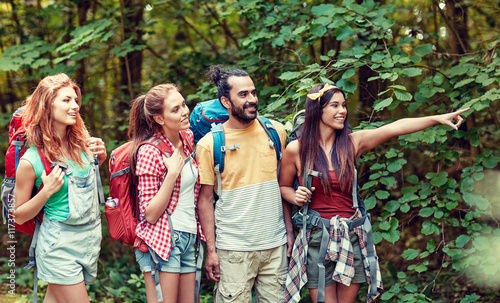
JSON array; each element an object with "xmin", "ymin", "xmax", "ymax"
[{"xmin": 205, "ymin": 251, "xmax": 220, "ymax": 282}]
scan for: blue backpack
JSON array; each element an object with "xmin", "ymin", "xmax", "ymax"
[
  {"xmin": 189, "ymin": 99, "xmax": 282, "ymax": 196},
  {"xmin": 190, "ymin": 99, "xmax": 229, "ymax": 144}
]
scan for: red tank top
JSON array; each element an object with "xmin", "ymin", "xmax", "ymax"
[{"xmin": 309, "ymin": 170, "xmax": 355, "ymax": 219}]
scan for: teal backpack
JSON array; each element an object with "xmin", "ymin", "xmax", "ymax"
[{"xmin": 189, "ymin": 99, "xmax": 229, "ymax": 144}]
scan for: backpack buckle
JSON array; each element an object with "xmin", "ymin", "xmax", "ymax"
[{"xmin": 221, "ymin": 144, "xmax": 240, "ymax": 152}]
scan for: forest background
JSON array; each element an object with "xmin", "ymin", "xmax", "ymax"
[{"xmin": 0, "ymin": 0, "xmax": 499, "ymax": 302}]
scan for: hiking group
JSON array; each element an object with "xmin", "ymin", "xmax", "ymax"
[{"xmin": 3, "ymin": 66, "xmax": 469, "ymax": 303}]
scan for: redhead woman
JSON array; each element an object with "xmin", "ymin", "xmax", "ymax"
[
  {"xmin": 128, "ymin": 84, "xmax": 205, "ymax": 303},
  {"xmin": 14, "ymin": 73, "xmax": 107, "ymax": 303},
  {"xmin": 280, "ymin": 84, "xmax": 469, "ymax": 303}
]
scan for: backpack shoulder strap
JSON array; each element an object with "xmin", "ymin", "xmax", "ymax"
[
  {"xmin": 141, "ymin": 137, "xmax": 172, "ymax": 158},
  {"xmin": 211, "ymin": 124, "xmax": 224, "ymax": 175},
  {"xmin": 351, "ymin": 161, "xmax": 366, "ymax": 214},
  {"xmin": 210, "ymin": 124, "xmax": 240, "ymax": 174},
  {"xmin": 36, "ymin": 150, "xmax": 53, "ymax": 193},
  {"xmin": 179, "ymin": 130, "xmax": 194, "ymax": 153},
  {"xmin": 256, "ymin": 116, "xmax": 282, "ymax": 162},
  {"xmin": 211, "ymin": 124, "xmax": 226, "ymax": 198},
  {"xmin": 352, "ymin": 165, "xmax": 359, "ymax": 209},
  {"xmin": 179, "ymin": 130, "xmax": 197, "ymax": 164},
  {"xmin": 210, "ymin": 123, "xmax": 240, "ymax": 197}
]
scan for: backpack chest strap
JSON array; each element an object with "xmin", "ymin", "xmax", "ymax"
[{"xmin": 221, "ymin": 144, "xmax": 239, "ymax": 152}]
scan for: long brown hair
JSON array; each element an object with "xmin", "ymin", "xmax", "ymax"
[
  {"xmin": 23, "ymin": 73, "xmax": 91, "ymax": 165},
  {"xmin": 299, "ymin": 84, "xmax": 355, "ymax": 194},
  {"xmin": 128, "ymin": 84, "xmax": 179, "ymax": 179}
]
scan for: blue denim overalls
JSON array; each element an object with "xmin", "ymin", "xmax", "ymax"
[{"xmin": 34, "ymin": 160, "xmax": 102, "ymax": 286}]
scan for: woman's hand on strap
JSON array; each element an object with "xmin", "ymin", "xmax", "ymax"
[
  {"xmin": 40, "ymin": 165, "xmax": 65, "ymax": 197},
  {"xmin": 294, "ymin": 186, "xmax": 315, "ymax": 207},
  {"xmin": 162, "ymin": 149, "xmax": 184, "ymax": 177}
]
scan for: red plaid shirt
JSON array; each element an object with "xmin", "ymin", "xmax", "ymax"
[{"xmin": 135, "ymin": 130, "xmax": 204, "ymax": 261}]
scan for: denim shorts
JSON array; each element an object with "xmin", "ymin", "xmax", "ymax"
[
  {"xmin": 305, "ymin": 228, "xmax": 366, "ymax": 288},
  {"xmin": 135, "ymin": 230, "xmax": 197, "ymax": 274},
  {"xmin": 36, "ymin": 216, "xmax": 102, "ymax": 285}
]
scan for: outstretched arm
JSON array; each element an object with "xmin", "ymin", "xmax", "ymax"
[{"xmin": 352, "ymin": 107, "xmax": 470, "ymax": 158}]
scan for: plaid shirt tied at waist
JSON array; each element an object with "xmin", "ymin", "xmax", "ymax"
[{"xmin": 285, "ymin": 209, "xmax": 383, "ymax": 303}]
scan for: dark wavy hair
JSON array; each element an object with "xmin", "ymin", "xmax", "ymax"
[
  {"xmin": 206, "ymin": 65, "xmax": 249, "ymax": 106},
  {"xmin": 299, "ymin": 84, "xmax": 355, "ymax": 194}
]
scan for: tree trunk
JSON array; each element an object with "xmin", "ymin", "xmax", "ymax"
[
  {"xmin": 119, "ymin": 1, "xmax": 144, "ymax": 99},
  {"xmin": 115, "ymin": 1, "xmax": 144, "ymax": 140},
  {"xmin": 445, "ymin": 0, "xmax": 469, "ymax": 60},
  {"xmin": 74, "ymin": 0, "xmax": 96, "ymax": 134}
]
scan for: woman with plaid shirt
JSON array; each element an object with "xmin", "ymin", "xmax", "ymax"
[
  {"xmin": 280, "ymin": 84, "xmax": 469, "ymax": 303},
  {"xmin": 128, "ymin": 84, "xmax": 205, "ymax": 303}
]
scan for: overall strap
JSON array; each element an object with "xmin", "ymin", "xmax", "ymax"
[{"xmin": 93, "ymin": 156, "xmax": 106, "ymax": 205}]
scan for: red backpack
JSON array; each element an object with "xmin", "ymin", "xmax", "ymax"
[
  {"xmin": 2, "ymin": 107, "xmax": 52, "ymax": 235},
  {"xmin": 105, "ymin": 131, "xmax": 191, "ymax": 247}
]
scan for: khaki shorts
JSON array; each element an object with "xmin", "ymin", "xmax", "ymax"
[
  {"xmin": 215, "ymin": 244, "xmax": 287, "ymax": 303},
  {"xmin": 305, "ymin": 228, "xmax": 366, "ymax": 288}
]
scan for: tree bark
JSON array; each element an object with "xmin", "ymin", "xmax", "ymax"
[
  {"xmin": 115, "ymin": 1, "xmax": 144, "ymax": 141},
  {"xmin": 444, "ymin": 0, "xmax": 469, "ymax": 60},
  {"xmin": 75, "ymin": 0, "xmax": 92, "ymax": 131},
  {"xmin": 119, "ymin": 1, "xmax": 144, "ymax": 99}
]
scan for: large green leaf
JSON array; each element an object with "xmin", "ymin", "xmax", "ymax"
[
  {"xmin": 402, "ymin": 248, "xmax": 419, "ymax": 260},
  {"xmin": 415, "ymin": 44, "xmax": 433, "ymax": 55}
]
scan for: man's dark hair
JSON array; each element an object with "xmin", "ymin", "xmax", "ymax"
[{"xmin": 207, "ymin": 65, "xmax": 249, "ymax": 101}]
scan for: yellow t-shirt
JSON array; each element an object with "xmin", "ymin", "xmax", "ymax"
[{"xmin": 196, "ymin": 118, "xmax": 287, "ymax": 250}]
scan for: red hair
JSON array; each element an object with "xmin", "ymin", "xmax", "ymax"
[{"xmin": 23, "ymin": 73, "xmax": 91, "ymax": 165}]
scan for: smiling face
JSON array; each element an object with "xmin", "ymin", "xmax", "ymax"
[
  {"xmin": 320, "ymin": 91, "xmax": 347, "ymax": 130},
  {"xmin": 225, "ymin": 76, "xmax": 258, "ymax": 124},
  {"xmin": 51, "ymin": 86, "xmax": 80, "ymax": 130},
  {"xmin": 154, "ymin": 90, "xmax": 190, "ymax": 133}
]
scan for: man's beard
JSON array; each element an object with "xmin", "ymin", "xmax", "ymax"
[{"xmin": 229, "ymin": 99, "xmax": 258, "ymax": 124}]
